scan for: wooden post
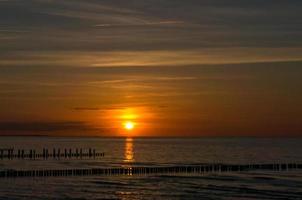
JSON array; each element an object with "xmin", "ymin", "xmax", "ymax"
[
  {"xmin": 46, "ymin": 149, "xmax": 49, "ymax": 159},
  {"xmin": 11, "ymin": 149, "xmax": 14, "ymax": 159},
  {"xmin": 29, "ymin": 149, "xmax": 32, "ymax": 159},
  {"xmin": 53, "ymin": 148, "xmax": 56, "ymax": 159},
  {"xmin": 58, "ymin": 149, "xmax": 60, "ymax": 159},
  {"xmin": 43, "ymin": 148, "xmax": 45, "ymax": 159}
]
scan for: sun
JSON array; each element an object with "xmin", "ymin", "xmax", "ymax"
[{"xmin": 124, "ymin": 121, "xmax": 134, "ymax": 130}]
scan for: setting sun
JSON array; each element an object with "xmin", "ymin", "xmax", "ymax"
[{"xmin": 124, "ymin": 121, "xmax": 134, "ymax": 130}]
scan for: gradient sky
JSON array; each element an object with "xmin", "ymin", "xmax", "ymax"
[{"xmin": 0, "ymin": 0, "xmax": 302, "ymax": 137}]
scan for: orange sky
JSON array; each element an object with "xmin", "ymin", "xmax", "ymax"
[{"xmin": 0, "ymin": 0, "xmax": 302, "ymax": 137}]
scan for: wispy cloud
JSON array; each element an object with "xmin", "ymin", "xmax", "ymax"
[
  {"xmin": 34, "ymin": 0, "xmax": 151, "ymax": 26},
  {"xmin": 0, "ymin": 121, "xmax": 93, "ymax": 132},
  {"xmin": 73, "ymin": 107, "xmax": 100, "ymax": 111},
  {"xmin": 94, "ymin": 20, "xmax": 185, "ymax": 28},
  {"xmin": 2, "ymin": 49, "xmax": 302, "ymax": 68},
  {"xmin": 87, "ymin": 76, "xmax": 197, "ymax": 85}
]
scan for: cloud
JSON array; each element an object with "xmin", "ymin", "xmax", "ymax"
[
  {"xmin": 87, "ymin": 76, "xmax": 197, "ymax": 86},
  {"xmin": 1, "ymin": 0, "xmax": 301, "ymax": 56},
  {"xmin": 0, "ymin": 121, "xmax": 94, "ymax": 132},
  {"xmin": 94, "ymin": 20, "xmax": 184, "ymax": 28},
  {"xmin": 2, "ymin": 49, "xmax": 302, "ymax": 69},
  {"xmin": 73, "ymin": 107, "xmax": 100, "ymax": 111}
]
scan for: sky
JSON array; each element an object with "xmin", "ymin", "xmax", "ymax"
[{"xmin": 0, "ymin": 0, "xmax": 302, "ymax": 137}]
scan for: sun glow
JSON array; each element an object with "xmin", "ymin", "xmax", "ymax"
[
  {"xmin": 124, "ymin": 121, "xmax": 134, "ymax": 130},
  {"xmin": 100, "ymin": 106, "xmax": 154, "ymax": 136}
]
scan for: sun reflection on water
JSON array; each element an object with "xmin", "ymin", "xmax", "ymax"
[{"xmin": 124, "ymin": 138, "xmax": 134, "ymax": 163}]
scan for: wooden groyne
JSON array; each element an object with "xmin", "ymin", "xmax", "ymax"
[
  {"xmin": 0, "ymin": 163, "xmax": 301, "ymax": 178},
  {"xmin": 0, "ymin": 148, "xmax": 104, "ymax": 160}
]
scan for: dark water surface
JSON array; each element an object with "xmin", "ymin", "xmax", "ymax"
[{"xmin": 0, "ymin": 137, "xmax": 302, "ymax": 199}]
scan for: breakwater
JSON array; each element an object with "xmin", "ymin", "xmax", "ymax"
[
  {"xmin": 0, "ymin": 148, "xmax": 104, "ymax": 160},
  {"xmin": 0, "ymin": 163, "xmax": 301, "ymax": 178}
]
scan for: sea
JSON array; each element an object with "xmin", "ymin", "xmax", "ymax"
[{"xmin": 0, "ymin": 137, "xmax": 302, "ymax": 199}]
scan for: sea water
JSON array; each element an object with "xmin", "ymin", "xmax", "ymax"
[{"xmin": 0, "ymin": 137, "xmax": 302, "ymax": 199}]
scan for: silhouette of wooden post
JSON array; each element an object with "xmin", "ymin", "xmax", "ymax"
[
  {"xmin": 58, "ymin": 149, "xmax": 60, "ymax": 159},
  {"xmin": 46, "ymin": 149, "xmax": 49, "ymax": 159},
  {"xmin": 53, "ymin": 148, "xmax": 56, "ymax": 159},
  {"xmin": 29, "ymin": 149, "xmax": 32, "ymax": 159},
  {"xmin": 0, "ymin": 147, "xmax": 104, "ymax": 160},
  {"xmin": 76, "ymin": 148, "xmax": 78, "ymax": 159}
]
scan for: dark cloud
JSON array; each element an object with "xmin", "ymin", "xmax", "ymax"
[
  {"xmin": 1, "ymin": 0, "xmax": 302, "ymax": 54},
  {"xmin": 73, "ymin": 107, "xmax": 100, "ymax": 111},
  {"xmin": 0, "ymin": 121, "xmax": 94, "ymax": 132}
]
